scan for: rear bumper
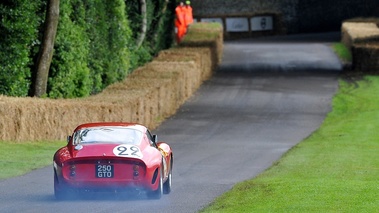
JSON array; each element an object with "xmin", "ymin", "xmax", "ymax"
[{"xmin": 54, "ymin": 164, "xmax": 161, "ymax": 192}]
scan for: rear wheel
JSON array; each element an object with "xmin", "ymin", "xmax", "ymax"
[
  {"xmin": 163, "ymin": 157, "xmax": 172, "ymax": 194},
  {"xmin": 54, "ymin": 186, "xmax": 66, "ymax": 200},
  {"xmin": 147, "ymin": 169, "xmax": 163, "ymax": 199},
  {"xmin": 54, "ymin": 172, "xmax": 68, "ymax": 200}
]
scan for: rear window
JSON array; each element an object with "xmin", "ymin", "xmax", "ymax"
[{"xmin": 73, "ymin": 127, "xmax": 143, "ymax": 145}]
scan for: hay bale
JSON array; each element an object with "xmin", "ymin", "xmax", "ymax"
[
  {"xmin": 156, "ymin": 48, "xmax": 213, "ymax": 80},
  {"xmin": 352, "ymin": 43, "xmax": 379, "ymax": 72},
  {"xmin": 0, "ymin": 23, "xmax": 224, "ymax": 142},
  {"xmin": 342, "ymin": 22, "xmax": 379, "ymax": 50}
]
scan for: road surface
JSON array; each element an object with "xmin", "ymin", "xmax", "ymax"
[{"xmin": 0, "ymin": 32, "xmax": 342, "ymax": 213}]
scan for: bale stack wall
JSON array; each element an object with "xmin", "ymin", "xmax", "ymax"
[
  {"xmin": 341, "ymin": 22, "xmax": 379, "ymax": 72},
  {"xmin": 0, "ymin": 23, "xmax": 223, "ymax": 142}
]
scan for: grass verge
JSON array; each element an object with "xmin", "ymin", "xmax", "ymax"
[
  {"xmin": 200, "ymin": 75, "xmax": 379, "ymax": 212},
  {"xmin": 0, "ymin": 141, "xmax": 66, "ymax": 179},
  {"xmin": 332, "ymin": 42, "xmax": 352, "ymax": 62}
]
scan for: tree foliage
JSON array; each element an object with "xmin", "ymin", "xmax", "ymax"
[
  {"xmin": 125, "ymin": 0, "xmax": 175, "ymax": 69},
  {"xmin": 0, "ymin": 0, "xmax": 175, "ymax": 98},
  {"xmin": 47, "ymin": 0, "xmax": 91, "ymax": 98},
  {"xmin": 0, "ymin": 0, "xmax": 45, "ymax": 97}
]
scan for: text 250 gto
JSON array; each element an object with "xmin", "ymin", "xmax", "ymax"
[{"xmin": 53, "ymin": 122, "xmax": 173, "ymax": 199}]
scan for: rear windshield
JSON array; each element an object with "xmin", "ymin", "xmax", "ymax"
[{"xmin": 73, "ymin": 127, "xmax": 143, "ymax": 145}]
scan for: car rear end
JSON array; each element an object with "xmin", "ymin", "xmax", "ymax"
[{"xmin": 55, "ymin": 156, "xmax": 152, "ymax": 193}]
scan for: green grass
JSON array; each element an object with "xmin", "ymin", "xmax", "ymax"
[
  {"xmin": 200, "ymin": 75, "xmax": 379, "ymax": 212},
  {"xmin": 333, "ymin": 42, "xmax": 352, "ymax": 62},
  {"xmin": 0, "ymin": 141, "xmax": 66, "ymax": 179}
]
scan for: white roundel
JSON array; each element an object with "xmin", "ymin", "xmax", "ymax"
[{"xmin": 113, "ymin": 144, "xmax": 143, "ymax": 159}]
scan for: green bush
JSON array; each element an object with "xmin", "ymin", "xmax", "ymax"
[
  {"xmin": 48, "ymin": 0, "xmax": 91, "ymax": 98},
  {"xmin": 0, "ymin": 0, "xmax": 175, "ymax": 98},
  {"xmin": 85, "ymin": 0, "xmax": 112, "ymax": 94},
  {"xmin": 149, "ymin": 0, "xmax": 175, "ymax": 54},
  {"xmin": 49, "ymin": 0, "xmax": 132, "ymax": 98},
  {"xmin": 0, "ymin": 0, "xmax": 45, "ymax": 97},
  {"xmin": 101, "ymin": 0, "xmax": 131, "ymax": 87},
  {"xmin": 125, "ymin": 0, "xmax": 153, "ymax": 70},
  {"xmin": 125, "ymin": 0, "xmax": 175, "ymax": 70}
]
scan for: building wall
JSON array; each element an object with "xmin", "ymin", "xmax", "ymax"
[
  {"xmin": 190, "ymin": 0, "xmax": 378, "ymax": 34},
  {"xmin": 297, "ymin": 0, "xmax": 378, "ymax": 33}
]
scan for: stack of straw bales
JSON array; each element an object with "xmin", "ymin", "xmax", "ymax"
[
  {"xmin": 0, "ymin": 23, "xmax": 223, "ymax": 142},
  {"xmin": 342, "ymin": 21, "xmax": 379, "ymax": 72}
]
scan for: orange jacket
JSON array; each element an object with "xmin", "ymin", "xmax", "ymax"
[
  {"xmin": 175, "ymin": 4, "xmax": 186, "ymax": 43},
  {"xmin": 184, "ymin": 5, "xmax": 193, "ymax": 26},
  {"xmin": 175, "ymin": 5, "xmax": 186, "ymax": 27}
]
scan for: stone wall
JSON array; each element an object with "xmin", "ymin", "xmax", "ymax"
[
  {"xmin": 297, "ymin": 0, "xmax": 378, "ymax": 33},
  {"xmin": 191, "ymin": 0, "xmax": 378, "ymax": 34}
]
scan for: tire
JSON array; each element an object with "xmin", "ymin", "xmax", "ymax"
[
  {"xmin": 54, "ymin": 172, "xmax": 68, "ymax": 200},
  {"xmin": 54, "ymin": 186, "xmax": 66, "ymax": 200},
  {"xmin": 163, "ymin": 157, "xmax": 172, "ymax": 194},
  {"xmin": 147, "ymin": 169, "xmax": 163, "ymax": 199},
  {"xmin": 54, "ymin": 171, "xmax": 77, "ymax": 200}
]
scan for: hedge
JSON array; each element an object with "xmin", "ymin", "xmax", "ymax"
[
  {"xmin": 0, "ymin": 22, "xmax": 224, "ymax": 141},
  {"xmin": 0, "ymin": 0, "xmax": 176, "ymax": 98}
]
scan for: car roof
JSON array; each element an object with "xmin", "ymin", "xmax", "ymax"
[{"xmin": 73, "ymin": 122, "xmax": 147, "ymax": 133}]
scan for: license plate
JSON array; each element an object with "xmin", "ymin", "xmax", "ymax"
[{"xmin": 96, "ymin": 164, "xmax": 114, "ymax": 178}]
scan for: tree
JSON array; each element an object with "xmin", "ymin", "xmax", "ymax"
[
  {"xmin": 33, "ymin": 0, "xmax": 60, "ymax": 97},
  {"xmin": 136, "ymin": 0, "xmax": 147, "ymax": 48},
  {"xmin": 153, "ymin": 0, "xmax": 170, "ymax": 43}
]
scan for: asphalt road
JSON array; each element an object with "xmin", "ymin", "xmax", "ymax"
[{"xmin": 0, "ymin": 32, "xmax": 342, "ymax": 213}]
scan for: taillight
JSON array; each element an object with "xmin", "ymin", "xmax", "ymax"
[
  {"xmin": 133, "ymin": 164, "xmax": 139, "ymax": 179},
  {"xmin": 69, "ymin": 165, "xmax": 76, "ymax": 177}
]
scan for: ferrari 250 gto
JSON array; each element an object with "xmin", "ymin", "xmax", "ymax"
[{"xmin": 53, "ymin": 122, "xmax": 173, "ymax": 199}]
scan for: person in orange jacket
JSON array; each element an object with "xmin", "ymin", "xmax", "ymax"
[
  {"xmin": 184, "ymin": 0, "xmax": 193, "ymax": 29},
  {"xmin": 175, "ymin": 1, "xmax": 186, "ymax": 44}
]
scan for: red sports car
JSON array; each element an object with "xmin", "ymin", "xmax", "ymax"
[{"xmin": 53, "ymin": 122, "xmax": 173, "ymax": 199}]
